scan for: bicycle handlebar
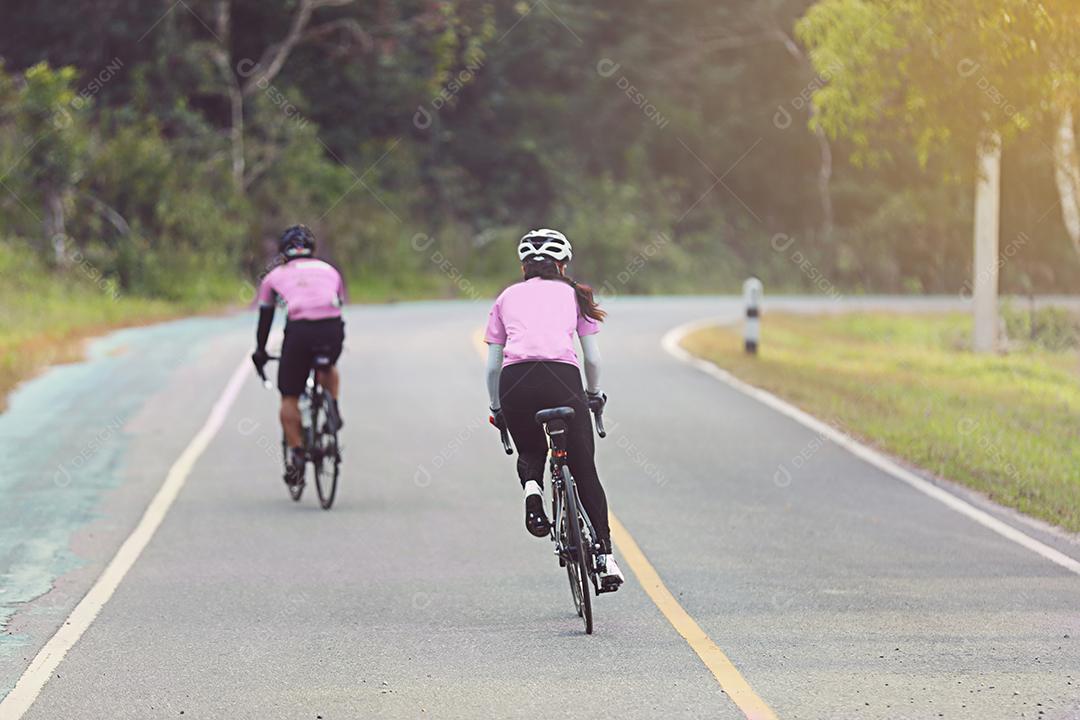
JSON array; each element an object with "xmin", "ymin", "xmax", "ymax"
[
  {"xmin": 491, "ymin": 405, "xmax": 607, "ymax": 455},
  {"xmin": 255, "ymin": 355, "xmax": 280, "ymax": 389},
  {"xmin": 593, "ymin": 408, "xmax": 606, "ymax": 439},
  {"xmin": 490, "ymin": 415, "xmax": 513, "ymax": 455}
]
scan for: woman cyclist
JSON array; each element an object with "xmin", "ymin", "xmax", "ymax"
[{"xmin": 484, "ymin": 228, "xmax": 624, "ymax": 591}]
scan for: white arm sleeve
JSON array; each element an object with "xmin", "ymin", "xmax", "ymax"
[
  {"xmin": 486, "ymin": 343, "xmax": 504, "ymax": 409},
  {"xmin": 580, "ymin": 334, "xmax": 601, "ymax": 394}
]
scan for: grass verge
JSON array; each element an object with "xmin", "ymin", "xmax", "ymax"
[
  {"xmin": 0, "ymin": 252, "xmax": 236, "ymax": 412},
  {"xmin": 0, "ymin": 252, "xmax": 499, "ymax": 411},
  {"xmin": 681, "ymin": 312, "xmax": 1080, "ymax": 533}
]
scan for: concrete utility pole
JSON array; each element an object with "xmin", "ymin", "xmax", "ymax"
[{"xmin": 972, "ymin": 132, "xmax": 1002, "ymax": 353}]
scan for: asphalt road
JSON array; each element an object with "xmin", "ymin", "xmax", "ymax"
[{"xmin": 1, "ymin": 297, "xmax": 1078, "ymax": 719}]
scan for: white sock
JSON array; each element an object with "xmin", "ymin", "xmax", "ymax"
[{"xmin": 523, "ymin": 480, "xmax": 542, "ymax": 498}]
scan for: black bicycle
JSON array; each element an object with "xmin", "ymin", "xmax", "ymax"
[
  {"xmin": 493, "ymin": 404, "xmax": 609, "ymax": 634},
  {"xmin": 256, "ymin": 356, "xmax": 341, "ymax": 510}
]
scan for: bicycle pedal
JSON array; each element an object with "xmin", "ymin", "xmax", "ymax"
[{"xmin": 597, "ymin": 577, "xmax": 623, "ymax": 594}]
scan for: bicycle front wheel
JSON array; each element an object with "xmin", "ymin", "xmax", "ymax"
[
  {"xmin": 562, "ymin": 473, "xmax": 593, "ymax": 634},
  {"xmin": 561, "ymin": 512, "xmax": 583, "ymax": 618}
]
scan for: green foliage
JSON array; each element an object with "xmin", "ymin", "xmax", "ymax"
[
  {"xmin": 798, "ymin": 0, "xmax": 1071, "ymax": 168},
  {"xmin": 0, "ymin": 0, "xmax": 1078, "ymax": 305},
  {"xmin": 0, "ymin": 236, "xmax": 226, "ymax": 408},
  {"xmin": 0, "ymin": 63, "xmax": 93, "ymax": 256},
  {"xmin": 16, "ymin": 63, "xmax": 90, "ymax": 190},
  {"xmin": 74, "ymin": 117, "xmax": 247, "ymax": 299}
]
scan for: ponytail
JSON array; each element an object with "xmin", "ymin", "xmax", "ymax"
[{"xmin": 522, "ymin": 258, "xmax": 606, "ymax": 322}]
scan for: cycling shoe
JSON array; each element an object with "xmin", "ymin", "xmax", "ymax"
[
  {"xmin": 597, "ymin": 554, "xmax": 624, "ymax": 592},
  {"xmin": 525, "ymin": 493, "xmax": 551, "ymax": 538}
]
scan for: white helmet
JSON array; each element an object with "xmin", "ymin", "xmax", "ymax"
[{"xmin": 518, "ymin": 228, "xmax": 572, "ymax": 263}]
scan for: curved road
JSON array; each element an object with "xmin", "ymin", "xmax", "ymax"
[{"xmin": 1, "ymin": 297, "xmax": 1078, "ymax": 719}]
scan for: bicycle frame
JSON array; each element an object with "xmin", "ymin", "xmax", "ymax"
[{"xmin": 299, "ymin": 372, "xmax": 325, "ymax": 450}]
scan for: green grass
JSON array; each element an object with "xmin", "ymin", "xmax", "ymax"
[
  {"xmin": 0, "ymin": 247, "xmax": 501, "ymax": 410},
  {"xmin": 682, "ymin": 313, "xmax": 1080, "ymax": 532},
  {"xmin": 0, "ymin": 247, "xmax": 236, "ymax": 410}
]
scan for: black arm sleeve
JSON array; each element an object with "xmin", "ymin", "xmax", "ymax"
[{"xmin": 255, "ymin": 305, "xmax": 274, "ymax": 350}]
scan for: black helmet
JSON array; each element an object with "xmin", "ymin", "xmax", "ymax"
[{"xmin": 278, "ymin": 224, "xmax": 315, "ymax": 259}]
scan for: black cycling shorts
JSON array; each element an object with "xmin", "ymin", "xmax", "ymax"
[{"xmin": 278, "ymin": 318, "xmax": 345, "ymax": 397}]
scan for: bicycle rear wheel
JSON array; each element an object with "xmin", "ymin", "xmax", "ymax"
[
  {"xmin": 313, "ymin": 428, "xmax": 339, "ymax": 510},
  {"xmin": 562, "ymin": 473, "xmax": 593, "ymax": 634},
  {"xmin": 310, "ymin": 397, "xmax": 339, "ymax": 510}
]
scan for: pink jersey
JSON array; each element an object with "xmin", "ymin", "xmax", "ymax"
[
  {"xmin": 485, "ymin": 278, "xmax": 599, "ymax": 367},
  {"xmin": 257, "ymin": 259, "xmax": 345, "ymax": 321}
]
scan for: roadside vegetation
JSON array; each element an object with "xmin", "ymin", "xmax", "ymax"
[
  {"xmin": 1, "ymin": 4, "xmax": 1078, "ymax": 407},
  {"xmin": 0, "ymin": 239, "xmax": 508, "ymax": 407},
  {"xmin": 0, "ymin": 243, "xmax": 235, "ymax": 410},
  {"xmin": 2, "ymin": 3, "xmax": 1078, "ymax": 308},
  {"xmin": 681, "ymin": 310, "xmax": 1080, "ymax": 532}
]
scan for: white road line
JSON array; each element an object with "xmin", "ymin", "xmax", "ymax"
[
  {"xmin": 0, "ymin": 355, "xmax": 252, "ymax": 718},
  {"xmin": 662, "ymin": 319, "xmax": 1080, "ymax": 577}
]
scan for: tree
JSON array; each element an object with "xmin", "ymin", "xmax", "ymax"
[
  {"xmin": 1047, "ymin": 7, "xmax": 1080, "ymax": 258},
  {"xmin": 693, "ymin": 0, "xmax": 837, "ymax": 236},
  {"xmin": 797, "ymin": 0, "xmax": 1066, "ymax": 351},
  {"xmin": 206, "ymin": 0, "xmax": 366, "ymax": 190},
  {"xmin": 14, "ymin": 63, "xmax": 90, "ymax": 266},
  {"xmin": 2, "ymin": 0, "xmax": 1074, "ymax": 299}
]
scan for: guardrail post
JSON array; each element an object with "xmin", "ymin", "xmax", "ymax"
[{"xmin": 743, "ymin": 277, "xmax": 762, "ymax": 355}]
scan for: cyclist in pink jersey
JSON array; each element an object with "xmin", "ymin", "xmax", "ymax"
[
  {"xmin": 252, "ymin": 225, "xmax": 346, "ymax": 485},
  {"xmin": 485, "ymin": 228, "xmax": 624, "ymax": 591}
]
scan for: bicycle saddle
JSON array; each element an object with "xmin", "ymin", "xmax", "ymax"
[{"xmin": 535, "ymin": 406, "xmax": 575, "ymax": 425}]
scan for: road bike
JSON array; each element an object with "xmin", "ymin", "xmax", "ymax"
[
  {"xmin": 256, "ymin": 355, "xmax": 342, "ymax": 510},
  {"xmin": 493, "ymin": 404, "xmax": 610, "ymax": 634}
]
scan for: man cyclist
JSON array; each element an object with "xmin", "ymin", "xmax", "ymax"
[{"xmin": 251, "ymin": 224, "xmax": 346, "ymax": 485}]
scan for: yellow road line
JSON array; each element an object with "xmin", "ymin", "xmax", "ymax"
[
  {"xmin": 609, "ymin": 515, "xmax": 778, "ymax": 720},
  {"xmin": 473, "ymin": 326, "xmax": 777, "ymax": 719}
]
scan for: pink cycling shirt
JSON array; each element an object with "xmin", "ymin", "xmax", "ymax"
[
  {"xmin": 485, "ymin": 277, "xmax": 599, "ymax": 367},
  {"xmin": 257, "ymin": 259, "xmax": 345, "ymax": 321}
]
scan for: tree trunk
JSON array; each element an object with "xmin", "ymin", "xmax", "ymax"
[
  {"xmin": 811, "ymin": 107, "xmax": 834, "ymax": 238},
  {"xmin": 972, "ymin": 132, "xmax": 1001, "ymax": 353},
  {"xmin": 773, "ymin": 28, "xmax": 835, "ymax": 239},
  {"xmin": 44, "ymin": 186, "xmax": 69, "ymax": 267},
  {"xmin": 240, "ymin": 0, "xmax": 358, "ymax": 96},
  {"xmin": 1052, "ymin": 105, "xmax": 1080, "ymax": 257},
  {"xmin": 212, "ymin": 0, "xmax": 361, "ymax": 191},
  {"xmin": 213, "ymin": 0, "xmax": 245, "ymax": 189},
  {"xmin": 226, "ymin": 79, "xmax": 245, "ymax": 188}
]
